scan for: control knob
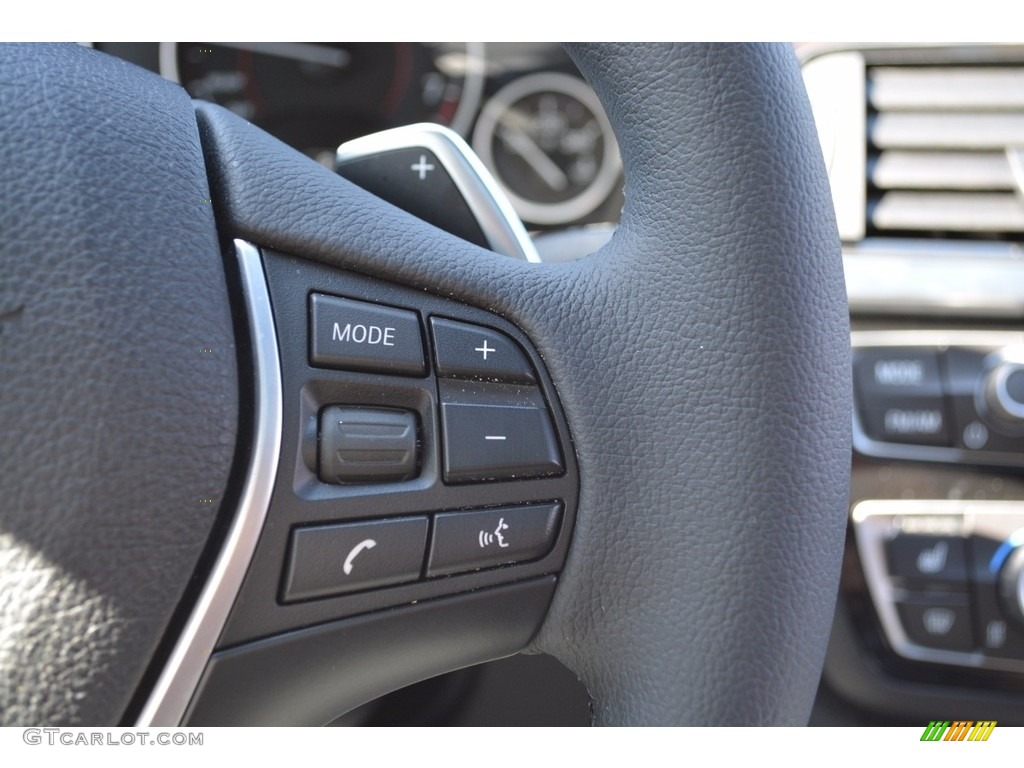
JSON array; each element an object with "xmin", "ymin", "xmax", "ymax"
[
  {"xmin": 980, "ymin": 350, "xmax": 1024, "ymax": 431},
  {"xmin": 1000, "ymin": 545, "xmax": 1024, "ymax": 626}
]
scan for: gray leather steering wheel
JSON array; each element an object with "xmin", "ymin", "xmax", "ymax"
[{"xmin": 0, "ymin": 42, "xmax": 850, "ymax": 726}]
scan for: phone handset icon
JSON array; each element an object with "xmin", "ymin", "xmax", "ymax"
[{"xmin": 343, "ymin": 539, "xmax": 377, "ymax": 575}]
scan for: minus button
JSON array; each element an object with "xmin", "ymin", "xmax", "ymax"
[{"xmin": 440, "ymin": 402, "xmax": 564, "ymax": 483}]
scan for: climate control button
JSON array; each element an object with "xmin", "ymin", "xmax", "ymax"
[{"xmin": 896, "ymin": 596, "xmax": 974, "ymax": 652}]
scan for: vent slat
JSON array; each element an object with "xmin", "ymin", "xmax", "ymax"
[
  {"xmin": 870, "ymin": 67, "xmax": 1024, "ymax": 110},
  {"xmin": 863, "ymin": 62, "xmax": 1024, "ymax": 240},
  {"xmin": 870, "ymin": 113, "xmax": 1024, "ymax": 150},
  {"xmin": 870, "ymin": 151, "xmax": 1015, "ymax": 190},
  {"xmin": 871, "ymin": 192, "xmax": 1024, "ymax": 232}
]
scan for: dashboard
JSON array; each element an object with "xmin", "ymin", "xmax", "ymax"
[
  {"xmin": 803, "ymin": 42, "xmax": 1024, "ymax": 727},
  {"xmin": 96, "ymin": 42, "xmax": 1024, "ymax": 726},
  {"xmin": 99, "ymin": 43, "xmax": 623, "ymax": 234}
]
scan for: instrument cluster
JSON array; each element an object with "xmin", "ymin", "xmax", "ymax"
[{"xmin": 99, "ymin": 42, "xmax": 623, "ymax": 229}]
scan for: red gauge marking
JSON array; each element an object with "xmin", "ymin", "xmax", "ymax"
[{"xmin": 382, "ymin": 42, "xmax": 413, "ymax": 119}]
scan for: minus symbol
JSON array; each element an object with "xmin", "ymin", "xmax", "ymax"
[{"xmin": 485, "ymin": 435, "xmax": 507, "ymax": 441}]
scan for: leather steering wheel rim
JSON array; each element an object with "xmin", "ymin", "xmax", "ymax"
[{"xmin": 0, "ymin": 42, "xmax": 850, "ymax": 726}]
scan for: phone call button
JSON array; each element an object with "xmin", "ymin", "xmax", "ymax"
[{"xmin": 282, "ymin": 517, "xmax": 428, "ymax": 602}]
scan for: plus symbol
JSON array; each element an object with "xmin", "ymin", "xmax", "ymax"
[
  {"xmin": 410, "ymin": 155, "xmax": 435, "ymax": 180},
  {"xmin": 475, "ymin": 340, "xmax": 495, "ymax": 360}
]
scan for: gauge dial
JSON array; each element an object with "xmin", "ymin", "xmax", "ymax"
[
  {"xmin": 161, "ymin": 42, "xmax": 485, "ymax": 162},
  {"xmin": 472, "ymin": 72, "xmax": 621, "ymax": 226}
]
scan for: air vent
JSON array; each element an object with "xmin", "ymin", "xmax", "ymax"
[{"xmin": 867, "ymin": 65, "xmax": 1024, "ymax": 238}]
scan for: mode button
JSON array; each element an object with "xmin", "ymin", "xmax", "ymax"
[{"xmin": 310, "ymin": 293, "xmax": 425, "ymax": 376}]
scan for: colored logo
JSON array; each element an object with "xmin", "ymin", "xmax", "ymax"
[{"xmin": 920, "ymin": 721, "xmax": 996, "ymax": 741}]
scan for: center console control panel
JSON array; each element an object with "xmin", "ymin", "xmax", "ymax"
[
  {"xmin": 841, "ymin": 328, "xmax": 1024, "ymax": 720},
  {"xmin": 853, "ymin": 331, "xmax": 1024, "ymax": 467},
  {"xmin": 853, "ymin": 500, "xmax": 1024, "ymax": 672}
]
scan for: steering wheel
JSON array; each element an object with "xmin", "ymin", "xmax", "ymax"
[{"xmin": 0, "ymin": 42, "xmax": 850, "ymax": 726}]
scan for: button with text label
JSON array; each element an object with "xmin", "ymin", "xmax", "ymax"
[
  {"xmin": 427, "ymin": 503, "xmax": 563, "ymax": 577},
  {"xmin": 282, "ymin": 517, "xmax": 428, "ymax": 602},
  {"xmin": 440, "ymin": 402, "xmax": 563, "ymax": 483},
  {"xmin": 854, "ymin": 348, "xmax": 943, "ymax": 398},
  {"xmin": 861, "ymin": 396, "xmax": 951, "ymax": 446},
  {"xmin": 310, "ymin": 293, "xmax": 425, "ymax": 376},
  {"xmin": 430, "ymin": 317, "xmax": 536, "ymax": 384}
]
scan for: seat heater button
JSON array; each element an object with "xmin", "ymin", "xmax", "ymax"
[
  {"xmin": 973, "ymin": 585, "xmax": 1024, "ymax": 661},
  {"xmin": 310, "ymin": 293, "xmax": 425, "ymax": 376},
  {"xmin": 282, "ymin": 517, "xmax": 428, "ymax": 602},
  {"xmin": 427, "ymin": 503, "xmax": 563, "ymax": 577},
  {"xmin": 885, "ymin": 534, "xmax": 968, "ymax": 587},
  {"xmin": 430, "ymin": 317, "xmax": 536, "ymax": 384}
]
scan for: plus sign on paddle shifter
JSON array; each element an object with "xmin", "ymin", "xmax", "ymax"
[{"xmin": 410, "ymin": 154, "xmax": 435, "ymax": 180}]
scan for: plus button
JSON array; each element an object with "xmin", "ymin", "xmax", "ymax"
[
  {"xmin": 474, "ymin": 340, "xmax": 495, "ymax": 360},
  {"xmin": 410, "ymin": 155, "xmax": 435, "ymax": 180}
]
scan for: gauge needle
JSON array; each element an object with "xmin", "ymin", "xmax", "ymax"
[
  {"xmin": 211, "ymin": 42, "xmax": 350, "ymax": 69},
  {"xmin": 499, "ymin": 125, "xmax": 569, "ymax": 192}
]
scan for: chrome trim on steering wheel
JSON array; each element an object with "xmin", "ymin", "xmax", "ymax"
[{"xmin": 136, "ymin": 240, "xmax": 283, "ymax": 725}]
